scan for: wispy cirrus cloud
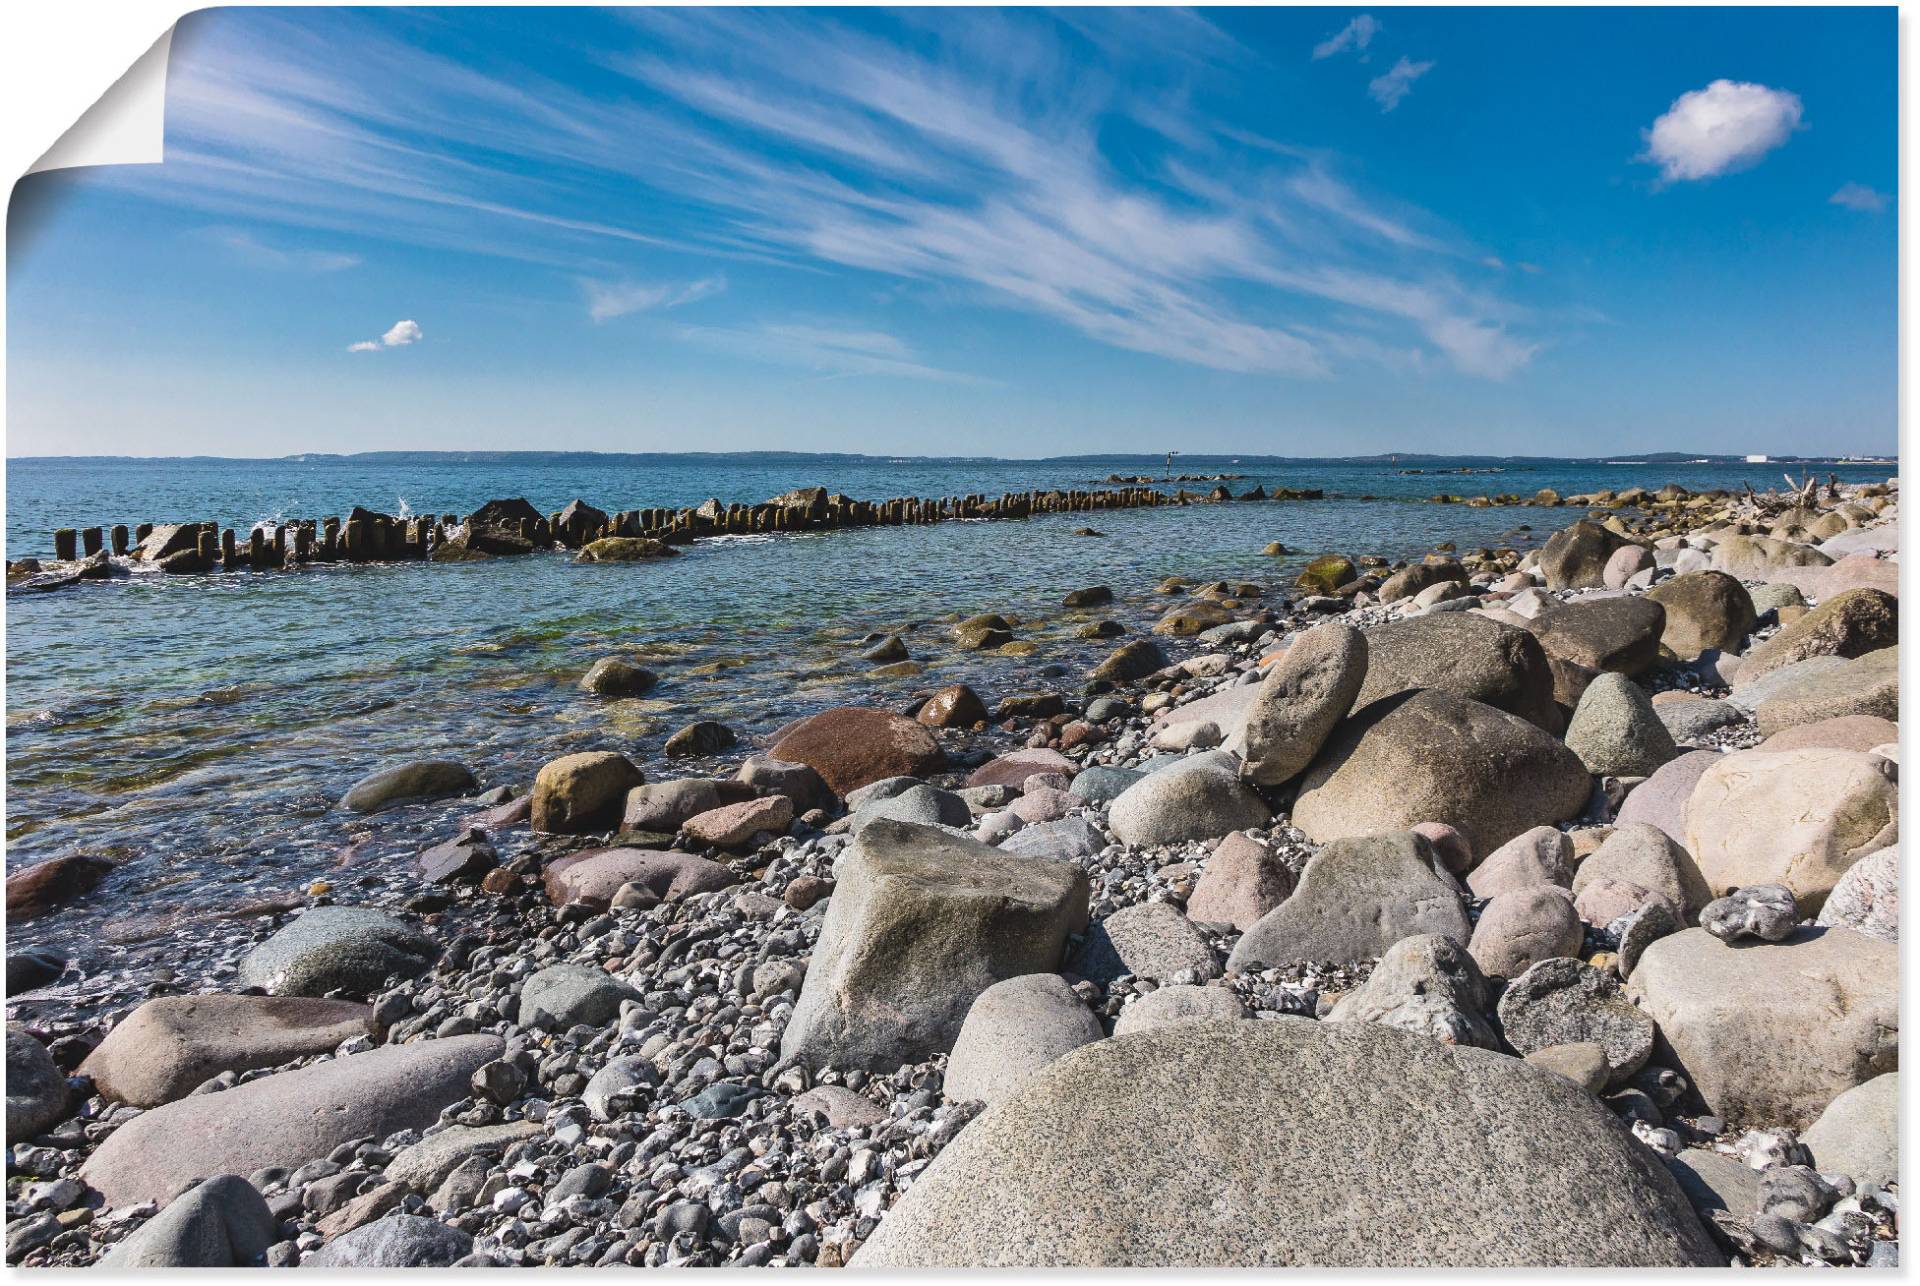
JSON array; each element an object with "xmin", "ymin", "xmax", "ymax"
[
  {"xmin": 1368, "ymin": 57, "xmax": 1434, "ymax": 112},
  {"xmin": 1312, "ymin": 15, "xmax": 1380, "ymax": 61},
  {"xmin": 676, "ymin": 320, "xmax": 989, "ymax": 384},
  {"xmin": 209, "ymin": 227, "xmax": 360, "ymax": 271},
  {"xmin": 583, "ymin": 275, "xmax": 725, "ymax": 322},
  {"xmin": 125, "ymin": 8, "xmax": 1538, "ymax": 382}
]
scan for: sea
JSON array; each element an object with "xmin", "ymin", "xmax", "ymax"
[{"xmin": 2, "ymin": 452, "xmax": 1895, "ymax": 967}]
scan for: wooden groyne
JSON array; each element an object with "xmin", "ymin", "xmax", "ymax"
[{"xmin": 26, "ymin": 483, "xmax": 1197, "ymax": 576}]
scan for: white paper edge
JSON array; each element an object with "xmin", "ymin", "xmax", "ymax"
[{"xmin": 25, "ymin": 23, "xmax": 174, "ymax": 176}]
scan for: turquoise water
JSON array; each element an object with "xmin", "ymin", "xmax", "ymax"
[{"xmin": 3, "ymin": 453, "xmax": 1891, "ymax": 955}]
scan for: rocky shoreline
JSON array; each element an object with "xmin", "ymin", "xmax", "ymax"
[{"xmin": 5, "ymin": 475, "xmax": 1900, "ymax": 1268}]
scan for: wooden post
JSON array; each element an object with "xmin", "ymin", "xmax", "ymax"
[
  {"xmin": 81, "ymin": 527, "xmax": 103, "ymax": 556},
  {"xmin": 198, "ymin": 529, "xmax": 218, "ymax": 565},
  {"xmin": 249, "ymin": 528, "xmax": 268, "ymax": 569},
  {"xmin": 111, "ymin": 525, "xmax": 129, "ymax": 555},
  {"xmin": 220, "ymin": 529, "xmax": 237, "ymax": 568},
  {"xmin": 54, "ymin": 529, "xmax": 77, "ymax": 561}
]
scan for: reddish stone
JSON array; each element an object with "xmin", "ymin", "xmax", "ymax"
[
  {"xmin": 917, "ymin": 685, "xmax": 989, "ymax": 728},
  {"xmin": 770, "ymin": 706, "xmax": 945, "ymax": 797},
  {"xmin": 6, "ymin": 854, "xmax": 114, "ymax": 918}
]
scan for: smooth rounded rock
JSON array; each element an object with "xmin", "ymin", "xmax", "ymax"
[
  {"xmin": 1496, "ymin": 957, "xmax": 1654, "ymax": 1085},
  {"xmin": 1816, "ymin": 846, "xmax": 1897, "ymax": 942},
  {"xmin": 1108, "ymin": 757, "xmax": 1271, "ymax": 848},
  {"xmin": 1327, "ymin": 934, "xmax": 1497, "ymax": 1049},
  {"xmin": 81, "ymin": 994, "xmax": 373, "ymax": 1108},
  {"xmin": 303, "ymin": 1214, "xmax": 473, "ymax": 1267},
  {"xmin": 6, "ymin": 1027, "xmax": 68, "ymax": 1144},
  {"xmin": 771, "ymin": 707, "xmax": 946, "ymax": 796},
  {"xmin": 1644, "ymin": 572, "xmax": 1756, "ymax": 660},
  {"xmin": 852, "ymin": 1019, "xmax": 1722, "ymax": 1267},
  {"xmin": 1112, "ymin": 984, "xmax": 1247, "ymax": 1036},
  {"xmin": 531, "ymin": 752, "xmax": 644, "ymax": 834},
  {"xmin": 945, "ymin": 974, "xmax": 1105, "ymax": 1106},
  {"xmin": 1228, "ymin": 832, "xmax": 1468, "ymax": 970},
  {"xmin": 98, "ymin": 1175, "xmax": 276, "ymax": 1268},
  {"xmin": 1801, "ymin": 1072, "xmax": 1897, "ymax": 1188},
  {"xmin": 1349, "ymin": 614, "xmax": 1560, "ymax": 733},
  {"xmin": 1572, "ymin": 824, "xmax": 1713, "ymax": 920},
  {"xmin": 1466, "ymin": 825, "xmax": 1573, "ymax": 898},
  {"xmin": 1235, "ymin": 622, "xmax": 1366, "ymax": 786},
  {"xmin": 1468, "ymin": 886, "xmax": 1585, "ymax": 981},
  {"xmin": 1563, "ymin": 673, "xmax": 1679, "ymax": 778},
  {"xmin": 339, "ymin": 760, "xmax": 477, "ymax": 814},
  {"xmin": 236, "ymin": 908, "xmax": 437, "ymax": 999}
]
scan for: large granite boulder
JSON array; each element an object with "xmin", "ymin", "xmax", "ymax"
[
  {"xmin": 1539, "ymin": 521, "xmax": 1632, "ymax": 591},
  {"xmin": 966, "ymin": 748, "xmax": 1078, "ymax": 790},
  {"xmin": 530, "ymin": 752, "xmax": 644, "ymax": 834},
  {"xmin": 770, "ymin": 707, "xmax": 945, "ymax": 797},
  {"xmin": 1683, "ymin": 748, "xmax": 1897, "ymax": 911},
  {"xmin": 1800, "ymin": 1072, "xmax": 1897, "ymax": 1189},
  {"xmin": 1709, "ymin": 534, "xmax": 1833, "ymax": 581},
  {"xmin": 517, "ymin": 963, "xmax": 641, "ymax": 1029},
  {"xmin": 779, "ymin": 821, "xmax": 1089, "ymax": 1072},
  {"xmin": 1739, "ymin": 587, "xmax": 1898, "ymax": 682},
  {"xmin": 236, "ymin": 908, "xmax": 436, "ymax": 998},
  {"xmin": 944, "ymin": 974, "xmax": 1104, "ymax": 1106},
  {"xmin": 1236, "ymin": 623, "xmax": 1366, "ymax": 786},
  {"xmin": 1070, "ymin": 901, "xmax": 1219, "ymax": 983},
  {"xmin": 1227, "ymin": 831, "xmax": 1468, "ymax": 970},
  {"xmin": 1108, "ymin": 756, "xmax": 1271, "ymax": 847},
  {"xmin": 1186, "ymin": 831, "xmax": 1294, "ymax": 930},
  {"xmin": 1468, "ymin": 886, "xmax": 1585, "ymax": 981},
  {"xmin": 1760, "ymin": 714, "xmax": 1900, "ymax": 754},
  {"xmin": 1525, "ymin": 597, "xmax": 1666, "ymax": 678},
  {"xmin": 1292, "ymin": 691, "xmax": 1592, "ymax": 856},
  {"xmin": 81, "ymin": 1035, "xmax": 501, "ymax": 1208},
  {"xmin": 302, "ymin": 1215, "xmax": 474, "ymax": 1267},
  {"xmin": 1644, "ymin": 572, "xmax": 1756, "ymax": 660},
  {"xmin": 852, "ymin": 1020, "xmax": 1721, "ymax": 1266},
  {"xmin": 1497, "ymin": 958, "xmax": 1654, "ymax": 1085},
  {"xmin": 1350, "ymin": 614, "xmax": 1560, "ymax": 733},
  {"xmin": 1626, "ymin": 927, "xmax": 1897, "ymax": 1128},
  {"xmin": 1751, "ymin": 647, "xmax": 1898, "ymax": 734},
  {"xmin": 81, "ymin": 995, "xmax": 372, "ymax": 1108},
  {"xmin": 1466, "ymin": 825, "xmax": 1574, "ymax": 898}
]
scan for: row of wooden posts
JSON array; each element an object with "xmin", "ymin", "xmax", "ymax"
[{"xmin": 49, "ymin": 484, "xmax": 1182, "ymax": 568}]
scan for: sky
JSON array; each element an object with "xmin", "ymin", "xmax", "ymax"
[{"xmin": 5, "ymin": 6, "xmax": 1898, "ymax": 459}]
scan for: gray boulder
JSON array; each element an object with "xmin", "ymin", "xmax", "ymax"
[
  {"xmin": 385, "ymin": 1122, "xmax": 543, "ymax": 1193},
  {"xmin": 852, "ymin": 1020, "xmax": 1722, "ymax": 1266},
  {"xmin": 6, "ymin": 1027, "xmax": 68, "ymax": 1144},
  {"xmin": 1186, "ymin": 831, "xmax": 1295, "ymax": 930},
  {"xmin": 81, "ymin": 1035, "xmax": 501, "ymax": 1208},
  {"xmin": 1327, "ymin": 934, "xmax": 1497, "ymax": 1048},
  {"xmin": 99, "ymin": 1175, "xmax": 276, "ymax": 1268},
  {"xmin": 1107, "ymin": 756, "xmax": 1270, "ymax": 848},
  {"xmin": 1070, "ymin": 901, "xmax": 1218, "ymax": 983},
  {"xmin": 1563, "ymin": 673, "xmax": 1678, "ymax": 778},
  {"xmin": 998, "ymin": 816, "xmax": 1105, "ymax": 861},
  {"xmin": 1664, "ymin": 1148, "xmax": 1763, "ymax": 1219},
  {"xmin": 1645, "ymin": 571, "xmax": 1758, "ymax": 660},
  {"xmin": 80, "ymin": 994, "xmax": 372, "ymax": 1108},
  {"xmin": 518, "ymin": 963, "xmax": 641, "ymax": 1029},
  {"xmin": 339, "ymin": 760, "xmax": 476, "ymax": 813},
  {"xmin": 1748, "ymin": 648, "xmax": 1898, "ymax": 735},
  {"xmin": 1496, "ymin": 958, "xmax": 1654, "ymax": 1086},
  {"xmin": 1292, "ymin": 690, "xmax": 1591, "ymax": 857},
  {"xmin": 1626, "ymin": 927, "xmax": 1897, "ymax": 1128},
  {"xmin": 1112, "ymin": 984, "xmax": 1247, "ymax": 1037},
  {"xmin": 852, "ymin": 783, "xmax": 971, "ymax": 834},
  {"xmin": 1801, "ymin": 1072, "xmax": 1897, "ymax": 1188},
  {"xmin": 1655, "ymin": 697, "xmax": 1744, "ymax": 743},
  {"xmin": 1350, "ymin": 613, "xmax": 1560, "ymax": 733},
  {"xmin": 1235, "ymin": 623, "xmax": 1366, "ymax": 786},
  {"xmin": 583, "ymin": 1055, "xmax": 661, "ymax": 1122},
  {"xmin": 236, "ymin": 907, "xmax": 436, "ymax": 998},
  {"xmin": 1539, "ymin": 521, "xmax": 1632, "ymax": 591},
  {"xmin": 944, "ymin": 974, "xmax": 1104, "ymax": 1106},
  {"xmin": 1068, "ymin": 765, "xmax": 1142, "ymax": 805},
  {"xmin": 780, "ymin": 820, "xmax": 1089, "ymax": 1072},
  {"xmin": 303, "ymin": 1214, "xmax": 473, "ymax": 1267},
  {"xmin": 1526, "ymin": 597, "xmax": 1666, "ymax": 678},
  {"xmin": 1227, "ymin": 831, "xmax": 1468, "ymax": 970}
]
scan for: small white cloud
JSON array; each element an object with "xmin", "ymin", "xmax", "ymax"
[
  {"xmin": 1482, "ymin": 256, "xmax": 1507, "ymax": 271},
  {"xmin": 1312, "ymin": 15, "xmax": 1379, "ymax": 60},
  {"xmin": 347, "ymin": 319, "xmax": 423, "ymax": 353},
  {"xmin": 584, "ymin": 274, "xmax": 726, "ymax": 322},
  {"xmin": 1642, "ymin": 80, "xmax": 1803, "ymax": 182},
  {"xmin": 1830, "ymin": 182, "xmax": 1889, "ymax": 213},
  {"xmin": 1368, "ymin": 57, "xmax": 1433, "ymax": 112}
]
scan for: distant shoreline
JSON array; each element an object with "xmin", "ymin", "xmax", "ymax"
[{"xmin": 6, "ymin": 450, "xmax": 1898, "ymax": 467}]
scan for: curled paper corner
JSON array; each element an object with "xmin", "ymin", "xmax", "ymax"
[{"xmin": 26, "ymin": 24, "xmax": 176, "ymax": 176}]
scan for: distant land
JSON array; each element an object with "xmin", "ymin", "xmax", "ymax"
[{"xmin": 10, "ymin": 450, "xmax": 1896, "ymax": 466}]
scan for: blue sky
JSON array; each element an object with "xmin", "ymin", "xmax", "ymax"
[{"xmin": 6, "ymin": 6, "xmax": 1896, "ymax": 458}]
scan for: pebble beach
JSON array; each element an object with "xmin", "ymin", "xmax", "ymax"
[{"xmin": 4, "ymin": 468, "xmax": 1901, "ymax": 1269}]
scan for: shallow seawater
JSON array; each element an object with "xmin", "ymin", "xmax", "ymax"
[{"xmin": 4, "ymin": 454, "xmax": 1891, "ymax": 961}]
